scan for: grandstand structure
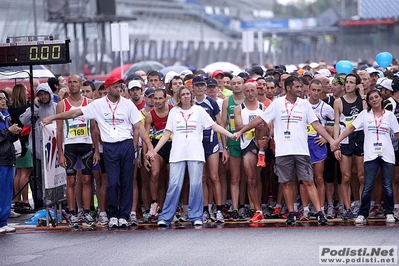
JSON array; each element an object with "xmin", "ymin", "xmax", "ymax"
[{"xmin": 0, "ymin": 0, "xmax": 399, "ymax": 75}]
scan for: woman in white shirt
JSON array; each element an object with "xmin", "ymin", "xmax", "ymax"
[
  {"xmin": 332, "ymin": 89, "xmax": 399, "ymax": 224},
  {"xmin": 147, "ymin": 86, "xmax": 236, "ymax": 227}
]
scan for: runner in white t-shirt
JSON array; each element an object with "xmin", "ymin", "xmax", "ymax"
[
  {"xmin": 41, "ymin": 75, "xmax": 155, "ymax": 229},
  {"xmin": 235, "ymin": 76, "xmax": 335, "ymax": 225},
  {"xmin": 332, "ymin": 89, "xmax": 399, "ymax": 224},
  {"xmin": 146, "ymin": 86, "xmax": 237, "ymax": 227}
]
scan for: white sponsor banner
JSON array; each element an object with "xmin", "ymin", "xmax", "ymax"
[
  {"xmin": 319, "ymin": 246, "xmax": 397, "ymax": 265},
  {"xmin": 42, "ymin": 123, "xmax": 66, "ymax": 189}
]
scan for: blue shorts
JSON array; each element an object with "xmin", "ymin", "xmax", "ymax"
[
  {"xmin": 308, "ymin": 138, "xmax": 327, "ymax": 164},
  {"xmin": 203, "ymin": 140, "xmax": 219, "ymax": 158}
]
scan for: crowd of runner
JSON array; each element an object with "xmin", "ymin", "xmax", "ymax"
[{"xmin": 2, "ymin": 59, "xmax": 399, "ymax": 232}]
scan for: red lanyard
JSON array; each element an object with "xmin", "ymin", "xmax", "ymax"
[
  {"xmin": 106, "ymin": 97, "xmax": 120, "ymax": 127},
  {"xmin": 181, "ymin": 111, "xmax": 192, "ymax": 138},
  {"xmin": 284, "ymin": 98, "xmax": 297, "ymax": 131},
  {"xmin": 373, "ymin": 110, "xmax": 384, "ymax": 142}
]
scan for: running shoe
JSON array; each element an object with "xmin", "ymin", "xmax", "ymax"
[
  {"xmin": 271, "ymin": 206, "xmax": 282, "ymax": 218},
  {"xmin": 193, "ymin": 220, "xmax": 203, "ymax": 226},
  {"xmin": 368, "ymin": 205, "xmax": 379, "ymax": 218},
  {"xmin": 142, "ymin": 212, "xmax": 151, "ymax": 223},
  {"xmin": 108, "ymin": 217, "xmax": 118, "ymax": 228},
  {"xmin": 338, "ymin": 206, "xmax": 346, "ymax": 219},
  {"xmin": 209, "ymin": 210, "xmax": 216, "ymax": 222},
  {"xmin": 257, "ymin": 154, "xmax": 266, "ymax": 167},
  {"xmin": 343, "ymin": 209, "xmax": 353, "ymax": 220},
  {"xmin": 157, "ymin": 220, "xmax": 167, "ymax": 227},
  {"xmin": 215, "ymin": 210, "xmax": 225, "ymax": 223},
  {"xmin": 149, "ymin": 202, "xmax": 159, "ymax": 216},
  {"xmin": 84, "ymin": 212, "xmax": 95, "ymax": 225},
  {"xmin": 70, "ymin": 214, "xmax": 79, "ymax": 228},
  {"xmin": 0, "ymin": 225, "xmax": 16, "ymax": 233},
  {"xmin": 9, "ymin": 210, "xmax": 21, "ymax": 218},
  {"xmin": 130, "ymin": 212, "xmax": 138, "ymax": 226},
  {"xmin": 351, "ymin": 202, "xmax": 360, "ymax": 217},
  {"xmin": 300, "ymin": 209, "xmax": 310, "ymax": 221},
  {"xmin": 202, "ymin": 211, "xmax": 211, "ymax": 224},
  {"xmin": 89, "ymin": 210, "xmax": 97, "ymax": 220},
  {"xmin": 179, "ymin": 212, "xmax": 188, "ymax": 222},
  {"xmin": 98, "ymin": 212, "xmax": 109, "ymax": 225},
  {"xmin": 285, "ymin": 212, "xmax": 297, "ymax": 225},
  {"xmin": 238, "ymin": 207, "xmax": 249, "ymax": 220},
  {"xmin": 394, "ymin": 208, "xmax": 399, "ymax": 221},
  {"xmin": 249, "ymin": 211, "xmax": 264, "ymax": 222},
  {"xmin": 386, "ymin": 214, "xmax": 395, "ymax": 223},
  {"xmin": 77, "ymin": 211, "xmax": 85, "ymax": 224},
  {"xmin": 355, "ymin": 215, "xmax": 366, "ymax": 224},
  {"xmin": 118, "ymin": 218, "xmax": 129, "ymax": 228},
  {"xmin": 315, "ymin": 211, "xmax": 327, "ymax": 225},
  {"xmin": 326, "ymin": 205, "xmax": 335, "ymax": 219},
  {"xmin": 230, "ymin": 209, "xmax": 239, "ymax": 221}
]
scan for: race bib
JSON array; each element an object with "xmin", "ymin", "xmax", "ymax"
[
  {"xmin": 245, "ymin": 129, "xmax": 255, "ymax": 140},
  {"xmin": 229, "ymin": 114, "xmax": 235, "ymax": 131},
  {"xmin": 307, "ymin": 124, "xmax": 317, "ymax": 136},
  {"xmin": 69, "ymin": 125, "xmax": 88, "ymax": 138}
]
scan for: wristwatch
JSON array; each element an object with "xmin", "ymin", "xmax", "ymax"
[{"xmin": 224, "ymin": 146, "xmax": 229, "ymax": 150}]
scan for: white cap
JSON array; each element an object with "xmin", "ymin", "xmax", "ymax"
[
  {"xmin": 164, "ymin": 71, "xmax": 178, "ymax": 84},
  {"xmin": 309, "ymin": 62, "xmax": 319, "ymax": 69},
  {"xmin": 316, "ymin": 69, "xmax": 332, "ymax": 77},
  {"xmin": 380, "ymin": 79, "xmax": 393, "ymax": 91},
  {"xmin": 179, "ymin": 69, "xmax": 193, "ymax": 76},
  {"xmin": 128, "ymin": 80, "xmax": 142, "ymax": 90}
]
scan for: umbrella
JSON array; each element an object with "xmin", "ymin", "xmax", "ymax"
[
  {"xmin": 0, "ymin": 65, "xmax": 54, "ymax": 80},
  {"xmin": 124, "ymin": 61, "xmax": 165, "ymax": 78},
  {"xmin": 160, "ymin": 65, "xmax": 189, "ymax": 75},
  {"xmin": 202, "ymin": 62, "xmax": 243, "ymax": 76},
  {"xmin": 108, "ymin": 64, "xmax": 132, "ymax": 78}
]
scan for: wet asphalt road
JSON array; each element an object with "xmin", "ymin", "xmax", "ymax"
[{"xmin": 1, "ymin": 220, "xmax": 399, "ymax": 266}]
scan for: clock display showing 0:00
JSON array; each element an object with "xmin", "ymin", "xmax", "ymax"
[
  {"xmin": 29, "ymin": 45, "xmax": 62, "ymax": 61},
  {"xmin": 0, "ymin": 40, "xmax": 71, "ymax": 66}
]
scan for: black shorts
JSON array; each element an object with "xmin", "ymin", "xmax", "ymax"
[
  {"xmin": 241, "ymin": 140, "xmax": 258, "ymax": 157},
  {"xmin": 64, "ymin": 143, "xmax": 93, "ymax": 176},
  {"xmin": 152, "ymin": 139, "xmax": 171, "ymax": 164},
  {"xmin": 323, "ymin": 147, "xmax": 342, "ymax": 184},
  {"xmin": 340, "ymin": 143, "xmax": 364, "ymax": 157}
]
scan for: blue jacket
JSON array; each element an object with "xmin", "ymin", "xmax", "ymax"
[{"xmin": 0, "ymin": 109, "xmax": 16, "ymax": 166}]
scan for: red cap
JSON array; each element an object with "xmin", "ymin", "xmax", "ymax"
[
  {"xmin": 211, "ymin": 70, "xmax": 225, "ymax": 78},
  {"xmin": 245, "ymin": 78, "xmax": 257, "ymax": 84},
  {"xmin": 104, "ymin": 75, "xmax": 124, "ymax": 89},
  {"xmin": 328, "ymin": 67, "xmax": 337, "ymax": 74}
]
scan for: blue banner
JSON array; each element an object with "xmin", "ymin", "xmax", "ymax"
[{"xmin": 240, "ymin": 19, "xmax": 289, "ymax": 30}]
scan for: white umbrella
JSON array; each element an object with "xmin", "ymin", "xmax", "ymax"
[
  {"xmin": 202, "ymin": 62, "xmax": 243, "ymax": 76},
  {"xmin": 0, "ymin": 65, "xmax": 54, "ymax": 80}
]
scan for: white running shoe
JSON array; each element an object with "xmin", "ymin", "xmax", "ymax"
[
  {"xmin": 118, "ymin": 218, "xmax": 129, "ymax": 228},
  {"xmin": 216, "ymin": 210, "xmax": 225, "ymax": 223},
  {"xmin": 1, "ymin": 225, "xmax": 16, "ymax": 233},
  {"xmin": 355, "ymin": 215, "xmax": 366, "ymax": 224},
  {"xmin": 386, "ymin": 214, "xmax": 395, "ymax": 223},
  {"xmin": 108, "ymin": 217, "xmax": 118, "ymax": 228},
  {"xmin": 98, "ymin": 212, "xmax": 109, "ymax": 225},
  {"xmin": 129, "ymin": 212, "xmax": 138, "ymax": 226},
  {"xmin": 9, "ymin": 210, "xmax": 21, "ymax": 218},
  {"xmin": 193, "ymin": 220, "xmax": 203, "ymax": 226}
]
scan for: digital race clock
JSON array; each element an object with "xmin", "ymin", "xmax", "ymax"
[{"xmin": 0, "ymin": 40, "xmax": 71, "ymax": 66}]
